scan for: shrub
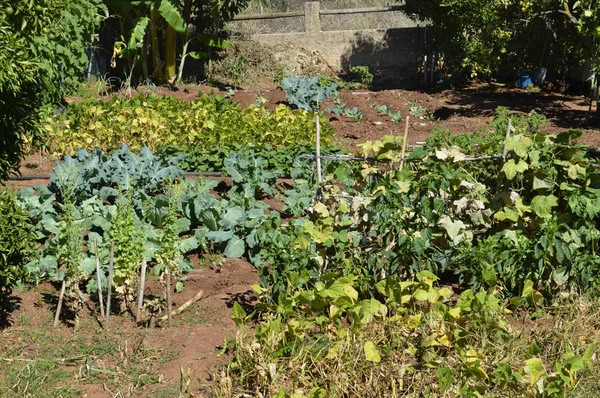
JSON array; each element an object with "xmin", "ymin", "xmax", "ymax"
[{"xmin": 0, "ymin": 190, "xmax": 38, "ymax": 289}]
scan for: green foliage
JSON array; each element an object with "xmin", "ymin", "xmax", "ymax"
[
  {"xmin": 371, "ymin": 102, "xmax": 403, "ymax": 124},
  {"xmin": 0, "ymin": 0, "xmax": 104, "ymax": 181},
  {"xmin": 326, "ymin": 95, "xmax": 364, "ymax": 122},
  {"xmin": 109, "ymin": 187, "xmax": 145, "ymax": 302},
  {"xmin": 404, "ymin": 0, "xmax": 592, "ymax": 79},
  {"xmin": 281, "ymin": 77, "xmax": 337, "ymax": 112},
  {"xmin": 349, "ymin": 65, "xmax": 373, "ymax": 88},
  {"xmin": 407, "ymin": 100, "xmax": 433, "ymax": 120},
  {"xmin": 155, "ymin": 181, "xmax": 186, "ymax": 290},
  {"xmin": 49, "ymin": 145, "xmax": 184, "ymax": 202},
  {"xmin": 47, "ymin": 94, "xmax": 335, "ymax": 157},
  {"xmin": 248, "ymin": 108, "xmax": 600, "ymax": 300},
  {"xmin": 157, "ymin": 142, "xmax": 347, "ymax": 175},
  {"xmin": 0, "ymin": 190, "xmax": 37, "ymax": 289},
  {"xmin": 105, "ymin": 0, "xmax": 250, "ymax": 84}
]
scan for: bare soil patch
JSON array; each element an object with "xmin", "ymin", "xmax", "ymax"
[{"xmin": 0, "ymin": 257, "xmax": 258, "ymax": 397}]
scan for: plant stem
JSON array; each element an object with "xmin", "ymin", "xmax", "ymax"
[
  {"xmin": 166, "ymin": 268, "xmax": 172, "ymax": 328},
  {"xmin": 106, "ymin": 242, "xmax": 114, "ymax": 330},
  {"xmin": 136, "ymin": 259, "xmax": 147, "ymax": 323},
  {"xmin": 94, "ymin": 238, "xmax": 105, "ymax": 319},
  {"xmin": 53, "ymin": 279, "xmax": 66, "ymax": 327},
  {"xmin": 176, "ymin": 39, "xmax": 191, "ymax": 85}
]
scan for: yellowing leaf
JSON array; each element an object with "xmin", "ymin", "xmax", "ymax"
[
  {"xmin": 524, "ymin": 358, "xmax": 546, "ymax": 389},
  {"xmin": 448, "ymin": 307, "xmax": 461, "ymax": 319},
  {"xmin": 502, "ymin": 159, "xmax": 529, "ymax": 180},
  {"xmin": 364, "ymin": 341, "xmax": 381, "ymax": 363},
  {"xmin": 407, "ymin": 313, "xmax": 422, "ymax": 329},
  {"xmin": 505, "ymin": 135, "xmax": 533, "ymax": 158},
  {"xmin": 530, "ymin": 195, "xmax": 558, "ymax": 218}
]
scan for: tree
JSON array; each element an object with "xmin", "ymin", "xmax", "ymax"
[
  {"xmin": 106, "ymin": 0, "xmax": 251, "ymax": 85},
  {"xmin": 404, "ymin": 0, "xmax": 597, "ymax": 81},
  {"xmin": 0, "ymin": 0, "xmax": 105, "ymax": 181}
]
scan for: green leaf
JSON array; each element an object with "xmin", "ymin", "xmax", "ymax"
[
  {"xmin": 583, "ymin": 344, "xmax": 595, "ymax": 370},
  {"xmin": 195, "ymin": 33, "xmax": 231, "ymax": 49},
  {"xmin": 439, "ymin": 216, "xmax": 469, "ymax": 245},
  {"xmin": 435, "ymin": 367, "xmax": 453, "ymax": 393},
  {"xmin": 505, "ymin": 135, "xmax": 533, "ymax": 158},
  {"xmin": 157, "ymin": 0, "xmax": 187, "ymax": 33},
  {"xmin": 230, "ymin": 301, "xmax": 247, "ymax": 326},
  {"xmin": 364, "ymin": 341, "xmax": 381, "ymax": 363},
  {"xmin": 224, "ymin": 236, "xmax": 245, "ymax": 258},
  {"xmin": 309, "ymin": 387, "xmax": 327, "ymax": 398},
  {"xmin": 188, "ymin": 51, "xmax": 209, "ymax": 60},
  {"xmin": 532, "ymin": 174, "xmax": 553, "ymax": 190},
  {"xmin": 127, "ymin": 17, "xmax": 149, "ymax": 51},
  {"xmin": 319, "ymin": 277, "xmax": 359, "ymax": 301},
  {"xmin": 524, "ymin": 358, "xmax": 546, "ymax": 389},
  {"xmin": 530, "ymin": 195, "xmax": 558, "ymax": 218},
  {"xmin": 502, "ymin": 159, "xmax": 529, "ymax": 180},
  {"xmin": 220, "ymin": 207, "xmax": 245, "ymax": 230}
]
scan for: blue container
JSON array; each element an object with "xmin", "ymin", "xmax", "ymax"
[{"xmin": 519, "ymin": 75, "xmax": 532, "ymax": 89}]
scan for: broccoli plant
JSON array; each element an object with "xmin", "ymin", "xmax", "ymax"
[{"xmin": 281, "ymin": 77, "xmax": 337, "ymax": 184}]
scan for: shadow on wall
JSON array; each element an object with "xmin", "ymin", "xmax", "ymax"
[{"xmin": 340, "ymin": 27, "xmax": 424, "ymax": 90}]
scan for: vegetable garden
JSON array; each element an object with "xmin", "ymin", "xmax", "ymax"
[{"xmin": 2, "ymin": 78, "xmax": 600, "ymax": 396}]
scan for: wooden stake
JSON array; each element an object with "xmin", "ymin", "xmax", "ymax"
[
  {"xmin": 158, "ymin": 290, "xmax": 203, "ymax": 321},
  {"xmin": 315, "ymin": 112, "xmax": 322, "ymax": 185},
  {"xmin": 136, "ymin": 259, "xmax": 148, "ymax": 323},
  {"xmin": 94, "ymin": 239, "xmax": 105, "ymax": 319},
  {"xmin": 400, "ymin": 116, "xmax": 410, "ymax": 171},
  {"xmin": 106, "ymin": 242, "xmax": 114, "ymax": 330},
  {"xmin": 165, "ymin": 268, "xmax": 173, "ymax": 328},
  {"xmin": 502, "ymin": 118, "xmax": 513, "ymax": 161},
  {"xmin": 53, "ymin": 279, "xmax": 66, "ymax": 327}
]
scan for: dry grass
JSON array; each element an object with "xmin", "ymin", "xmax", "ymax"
[{"xmin": 215, "ymin": 294, "xmax": 600, "ymax": 397}]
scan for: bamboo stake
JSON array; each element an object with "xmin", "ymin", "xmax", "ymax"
[
  {"xmin": 158, "ymin": 290, "xmax": 204, "ymax": 321},
  {"xmin": 94, "ymin": 238, "xmax": 105, "ymax": 319},
  {"xmin": 165, "ymin": 268, "xmax": 172, "ymax": 328},
  {"xmin": 315, "ymin": 112, "xmax": 322, "ymax": 185},
  {"xmin": 53, "ymin": 279, "xmax": 66, "ymax": 327},
  {"xmin": 400, "ymin": 116, "xmax": 410, "ymax": 171},
  {"xmin": 106, "ymin": 242, "xmax": 114, "ymax": 330},
  {"xmin": 136, "ymin": 259, "xmax": 148, "ymax": 323}
]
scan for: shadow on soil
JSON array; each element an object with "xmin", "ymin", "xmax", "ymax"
[
  {"xmin": 431, "ymin": 85, "xmax": 600, "ymax": 130},
  {"xmin": 225, "ymin": 290, "xmax": 257, "ymax": 315},
  {"xmin": 0, "ymin": 293, "xmax": 22, "ymax": 329}
]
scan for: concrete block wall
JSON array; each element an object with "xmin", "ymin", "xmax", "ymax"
[{"xmin": 238, "ymin": 2, "xmax": 423, "ymax": 74}]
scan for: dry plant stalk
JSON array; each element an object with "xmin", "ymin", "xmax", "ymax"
[
  {"xmin": 94, "ymin": 238, "xmax": 105, "ymax": 318},
  {"xmin": 106, "ymin": 242, "xmax": 114, "ymax": 329},
  {"xmin": 136, "ymin": 259, "xmax": 148, "ymax": 323}
]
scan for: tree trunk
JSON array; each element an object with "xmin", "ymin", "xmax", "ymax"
[
  {"xmin": 149, "ymin": 5, "xmax": 162, "ymax": 81},
  {"xmin": 164, "ymin": 24, "xmax": 177, "ymax": 84}
]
